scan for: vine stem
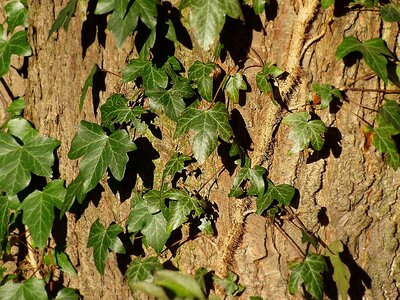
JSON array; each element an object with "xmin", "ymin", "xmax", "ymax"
[
  {"xmin": 343, "ymin": 87, "xmax": 400, "ymax": 93},
  {"xmin": 273, "ymin": 220, "xmax": 306, "ymax": 257},
  {"xmin": 196, "ymin": 166, "xmax": 226, "ymax": 195}
]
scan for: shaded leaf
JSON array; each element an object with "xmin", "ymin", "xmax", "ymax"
[
  {"xmin": 0, "ymin": 196, "xmax": 10, "ymax": 252},
  {"xmin": 283, "ymin": 112, "xmax": 327, "ymax": 154},
  {"xmin": 44, "ymin": 248, "xmax": 77, "ymax": 275},
  {"xmin": 162, "ymin": 152, "xmax": 191, "ymax": 182},
  {"xmin": 213, "ymin": 271, "xmax": 245, "ymax": 296},
  {"xmin": 288, "ymin": 253, "xmax": 326, "ymax": 300},
  {"xmin": 336, "ymin": 36, "xmax": 393, "ymax": 84},
  {"xmin": 312, "ymin": 83, "xmax": 342, "ymax": 110},
  {"xmin": 79, "ymin": 64, "xmax": 98, "ymax": 111},
  {"xmin": 381, "ymin": 4, "xmax": 400, "ymax": 22},
  {"xmin": 48, "ymin": 0, "xmax": 78, "ymax": 38},
  {"xmin": 0, "ymin": 278, "xmax": 47, "ymax": 300},
  {"xmin": 174, "ymin": 101, "xmax": 233, "ymax": 163},
  {"xmin": 87, "ymin": 219, "xmax": 124, "ymax": 275},
  {"xmin": 20, "ymin": 180, "xmax": 66, "ymax": 248},
  {"xmin": 108, "ymin": 1, "xmax": 138, "ymax": 47},
  {"xmin": 188, "ymin": 60, "xmax": 215, "ymax": 101},
  {"xmin": 0, "ymin": 119, "xmax": 60, "ymax": 195},
  {"xmin": 225, "ymin": 72, "xmax": 246, "ymax": 103}
]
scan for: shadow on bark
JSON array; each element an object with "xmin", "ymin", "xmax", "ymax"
[{"xmin": 307, "ymin": 127, "xmax": 342, "ymax": 163}]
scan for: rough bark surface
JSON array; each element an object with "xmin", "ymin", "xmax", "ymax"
[{"xmin": 21, "ymin": 1, "xmax": 400, "ymax": 299}]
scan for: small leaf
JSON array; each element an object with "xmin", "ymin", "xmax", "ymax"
[
  {"xmin": 44, "ymin": 249, "xmax": 77, "ymax": 275},
  {"xmin": 0, "ymin": 278, "xmax": 48, "ymax": 300},
  {"xmin": 336, "ymin": 36, "xmax": 393, "ymax": 84},
  {"xmin": 21, "ymin": 180, "xmax": 66, "ymax": 248},
  {"xmin": 288, "ymin": 253, "xmax": 326, "ymax": 300},
  {"xmin": 195, "ymin": 267, "xmax": 210, "ymax": 294},
  {"xmin": 54, "ymin": 288, "xmax": 80, "ymax": 300},
  {"xmin": 87, "ymin": 219, "xmax": 124, "ymax": 275},
  {"xmin": 0, "ymin": 119, "xmax": 60, "ymax": 195},
  {"xmin": 324, "ymin": 241, "xmax": 351, "ymax": 300},
  {"xmin": 312, "ymin": 84, "xmax": 342, "ymax": 110},
  {"xmin": 123, "ymin": 58, "xmax": 168, "ymax": 89},
  {"xmin": 256, "ymin": 180, "xmax": 295, "ymax": 214},
  {"xmin": 283, "ymin": 112, "xmax": 327, "ymax": 154},
  {"xmin": 372, "ymin": 120, "xmax": 400, "ymax": 170},
  {"xmin": 94, "ymin": 0, "xmax": 115, "ymax": 15},
  {"xmin": 188, "ymin": 61, "xmax": 216, "ymax": 101},
  {"xmin": 225, "ymin": 73, "xmax": 246, "ymax": 103},
  {"xmin": 379, "ymin": 99, "xmax": 400, "ymax": 131},
  {"xmin": 79, "ymin": 64, "xmax": 98, "ymax": 111},
  {"xmin": 6, "ymin": 97, "xmax": 25, "ymax": 116},
  {"xmin": 48, "ymin": 0, "xmax": 78, "ymax": 38},
  {"xmin": 155, "ymin": 270, "xmax": 206, "ymax": 300},
  {"xmin": 213, "ymin": 271, "xmax": 245, "ymax": 296},
  {"xmin": 381, "ymin": 4, "xmax": 400, "ymax": 22},
  {"xmin": 5, "ymin": 0, "xmax": 28, "ymax": 33},
  {"xmin": 253, "ymin": 0, "xmax": 267, "ymax": 14},
  {"xmin": 162, "ymin": 152, "xmax": 191, "ymax": 182},
  {"xmin": 125, "ymin": 257, "xmax": 162, "ymax": 287},
  {"xmin": 174, "ymin": 101, "xmax": 233, "ymax": 163},
  {"xmin": 321, "ymin": 0, "xmax": 334, "ymax": 9}
]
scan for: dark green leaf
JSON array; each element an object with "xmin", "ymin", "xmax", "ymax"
[
  {"xmin": 48, "ymin": 0, "xmax": 78, "ymax": 38},
  {"xmin": 312, "ymin": 83, "xmax": 342, "ymax": 110},
  {"xmin": 5, "ymin": 0, "xmax": 28, "ymax": 33},
  {"xmin": 253, "ymin": 0, "xmax": 267, "ymax": 14},
  {"xmin": 188, "ymin": 0, "xmax": 226, "ymax": 51},
  {"xmin": 288, "ymin": 253, "xmax": 326, "ymax": 300},
  {"xmin": 20, "ymin": 180, "xmax": 66, "ymax": 248},
  {"xmin": 164, "ymin": 188, "xmax": 204, "ymax": 233},
  {"xmin": 100, "ymin": 94, "xmax": 146, "ymax": 131},
  {"xmin": 44, "ymin": 249, "xmax": 77, "ymax": 275},
  {"xmin": 213, "ymin": 271, "xmax": 245, "ymax": 296},
  {"xmin": 0, "ymin": 278, "xmax": 48, "ymax": 300},
  {"xmin": 283, "ymin": 112, "xmax": 327, "ymax": 154},
  {"xmin": 223, "ymin": 0, "xmax": 244, "ymax": 20},
  {"xmin": 336, "ymin": 36, "xmax": 393, "ymax": 84},
  {"xmin": 174, "ymin": 101, "xmax": 233, "ymax": 163},
  {"xmin": 379, "ymin": 99, "xmax": 400, "ymax": 131},
  {"xmin": 9, "ymin": 30, "xmax": 32, "ymax": 56},
  {"xmin": 155, "ymin": 270, "xmax": 206, "ymax": 299},
  {"xmin": 321, "ymin": 0, "xmax": 334, "ymax": 9},
  {"xmin": 324, "ymin": 241, "xmax": 350, "ymax": 300},
  {"xmin": 256, "ymin": 180, "xmax": 295, "ymax": 214},
  {"xmin": 229, "ymin": 156, "xmax": 266, "ymax": 198},
  {"xmin": 108, "ymin": 3, "xmax": 139, "ymax": 47},
  {"xmin": 381, "ymin": 4, "xmax": 400, "ymax": 22},
  {"xmin": 79, "ymin": 64, "xmax": 98, "ymax": 111},
  {"xmin": 194, "ymin": 267, "xmax": 209, "ymax": 294},
  {"xmin": 372, "ymin": 119, "xmax": 400, "ymax": 170},
  {"xmin": 6, "ymin": 97, "xmax": 25, "ymax": 116},
  {"xmin": 94, "ymin": 0, "xmax": 115, "ymax": 15},
  {"xmin": 162, "ymin": 152, "xmax": 191, "ymax": 182},
  {"xmin": 142, "ymin": 211, "xmax": 169, "ymax": 253},
  {"xmin": 0, "ymin": 119, "xmax": 60, "ymax": 195},
  {"xmin": 0, "ymin": 39, "xmax": 11, "ymax": 77},
  {"xmin": 54, "ymin": 288, "xmax": 80, "ymax": 300},
  {"xmin": 123, "ymin": 58, "xmax": 168, "ymax": 89},
  {"xmin": 68, "ymin": 121, "xmax": 136, "ymax": 195},
  {"xmin": 87, "ymin": 219, "xmax": 124, "ymax": 275},
  {"xmin": 188, "ymin": 61, "xmax": 215, "ymax": 101},
  {"xmin": 147, "ymin": 80, "xmax": 193, "ymax": 120},
  {"xmin": 125, "ymin": 257, "xmax": 162, "ymax": 285},
  {"xmin": 225, "ymin": 73, "xmax": 246, "ymax": 103},
  {"xmin": 0, "ymin": 196, "xmax": 10, "ymax": 252},
  {"xmin": 198, "ymin": 215, "xmax": 215, "ymax": 235}
]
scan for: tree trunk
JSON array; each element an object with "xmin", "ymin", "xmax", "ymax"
[{"xmin": 24, "ymin": 1, "xmax": 399, "ymax": 299}]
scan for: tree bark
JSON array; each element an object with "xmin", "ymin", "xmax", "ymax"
[{"xmin": 24, "ymin": 1, "xmax": 400, "ymax": 299}]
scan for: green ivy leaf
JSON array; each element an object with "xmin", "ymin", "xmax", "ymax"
[
  {"xmin": 5, "ymin": 0, "xmax": 28, "ymax": 33},
  {"xmin": 283, "ymin": 112, "xmax": 327, "ymax": 154},
  {"xmin": 188, "ymin": 61, "xmax": 216, "ymax": 102},
  {"xmin": 256, "ymin": 62, "xmax": 284, "ymax": 105},
  {"xmin": 44, "ymin": 248, "xmax": 77, "ymax": 275},
  {"xmin": 379, "ymin": 99, "xmax": 400, "ymax": 131},
  {"xmin": 20, "ymin": 180, "xmax": 66, "ymax": 248},
  {"xmin": 213, "ymin": 271, "xmax": 245, "ymax": 296},
  {"xmin": 142, "ymin": 211, "xmax": 169, "ymax": 253},
  {"xmin": 125, "ymin": 257, "xmax": 162, "ymax": 287},
  {"xmin": 87, "ymin": 219, "xmax": 124, "ymax": 275},
  {"xmin": 68, "ymin": 121, "xmax": 136, "ymax": 194},
  {"xmin": 288, "ymin": 253, "xmax": 326, "ymax": 300},
  {"xmin": 0, "ymin": 119, "xmax": 60, "ymax": 195},
  {"xmin": 147, "ymin": 80, "xmax": 194, "ymax": 120},
  {"xmin": 336, "ymin": 36, "xmax": 393, "ymax": 84},
  {"xmin": 372, "ymin": 118, "xmax": 400, "ymax": 170},
  {"xmin": 194, "ymin": 267, "xmax": 209, "ymax": 294},
  {"xmin": 0, "ymin": 196, "xmax": 10, "ymax": 252},
  {"xmin": 123, "ymin": 58, "xmax": 168, "ymax": 89},
  {"xmin": 164, "ymin": 188, "xmax": 204, "ymax": 233},
  {"xmin": 6, "ymin": 97, "xmax": 25, "ymax": 116},
  {"xmin": 108, "ymin": 1, "xmax": 138, "ymax": 47},
  {"xmin": 174, "ymin": 101, "xmax": 233, "ymax": 163},
  {"xmin": 100, "ymin": 94, "xmax": 146, "ymax": 131},
  {"xmin": 162, "ymin": 152, "xmax": 191, "ymax": 182},
  {"xmin": 155, "ymin": 270, "xmax": 206, "ymax": 300},
  {"xmin": 229, "ymin": 156, "xmax": 266, "ymax": 198},
  {"xmin": 79, "ymin": 64, "xmax": 98, "ymax": 111},
  {"xmin": 256, "ymin": 180, "xmax": 295, "ymax": 214},
  {"xmin": 94, "ymin": 0, "xmax": 115, "ymax": 15},
  {"xmin": 381, "ymin": 4, "xmax": 400, "ymax": 22},
  {"xmin": 54, "ymin": 288, "xmax": 80, "ymax": 300},
  {"xmin": 253, "ymin": 0, "xmax": 267, "ymax": 14},
  {"xmin": 48, "ymin": 0, "xmax": 78, "ymax": 38},
  {"xmin": 225, "ymin": 73, "xmax": 247, "ymax": 103},
  {"xmin": 312, "ymin": 83, "xmax": 342, "ymax": 110},
  {"xmin": 324, "ymin": 241, "xmax": 351, "ymax": 300},
  {"xmin": 0, "ymin": 277, "xmax": 48, "ymax": 300},
  {"xmin": 321, "ymin": 0, "xmax": 334, "ymax": 9}
]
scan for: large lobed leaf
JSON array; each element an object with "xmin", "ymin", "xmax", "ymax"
[
  {"xmin": 125, "ymin": 257, "xmax": 162, "ymax": 290},
  {"xmin": 174, "ymin": 101, "xmax": 233, "ymax": 163},
  {"xmin": 0, "ymin": 119, "xmax": 60, "ymax": 195},
  {"xmin": 256, "ymin": 180, "xmax": 295, "ymax": 214},
  {"xmin": 123, "ymin": 58, "xmax": 168, "ymax": 90},
  {"xmin": 0, "ymin": 278, "xmax": 48, "ymax": 300}
]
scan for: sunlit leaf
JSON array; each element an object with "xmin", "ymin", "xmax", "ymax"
[
  {"xmin": 225, "ymin": 72, "xmax": 246, "ymax": 103},
  {"xmin": 44, "ymin": 248, "xmax": 77, "ymax": 275},
  {"xmin": 381, "ymin": 4, "xmax": 400, "ymax": 22},
  {"xmin": 125, "ymin": 257, "xmax": 162, "ymax": 286},
  {"xmin": 188, "ymin": 61, "xmax": 215, "ymax": 101},
  {"xmin": 312, "ymin": 83, "xmax": 342, "ymax": 110},
  {"xmin": 0, "ymin": 278, "xmax": 48, "ymax": 300},
  {"xmin": 5, "ymin": 0, "xmax": 28, "ymax": 33},
  {"xmin": 54, "ymin": 288, "xmax": 80, "ymax": 300},
  {"xmin": 256, "ymin": 180, "xmax": 295, "ymax": 214},
  {"xmin": 162, "ymin": 152, "xmax": 191, "ymax": 182},
  {"xmin": 213, "ymin": 271, "xmax": 245, "ymax": 296}
]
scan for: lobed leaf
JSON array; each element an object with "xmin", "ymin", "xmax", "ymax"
[
  {"xmin": 5, "ymin": 0, "xmax": 28, "ymax": 33},
  {"xmin": 162, "ymin": 152, "xmax": 192, "ymax": 182},
  {"xmin": 0, "ymin": 278, "xmax": 48, "ymax": 300},
  {"xmin": 225, "ymin": 72, "xmax": 247, "ymax": 103},
  {"xmin": 256, "ymin": 180, "xmax": 295, "ymax": 214},
  {"xmin": 188, "ymin": 61, "xmax": 216, "ymax": 101},
  {"xmin": 125, "ymin": 257, "xmax": 162, "ymax": 287},
  {"xmin": 312, "ymin": 83, "xmax": 342, "ymax": 110},
  {"xmin": 54, "ymin": 288, "xmax": 80, "ymax": 300}
]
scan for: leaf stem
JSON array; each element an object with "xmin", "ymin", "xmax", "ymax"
[{"xmin": 273, "ymin": 220, "xmax": 306, "ymax": 257}]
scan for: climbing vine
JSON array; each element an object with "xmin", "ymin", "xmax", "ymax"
[{"xmin": 0, "ymin": 0, "xmax": 399, "ymax": 299}]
